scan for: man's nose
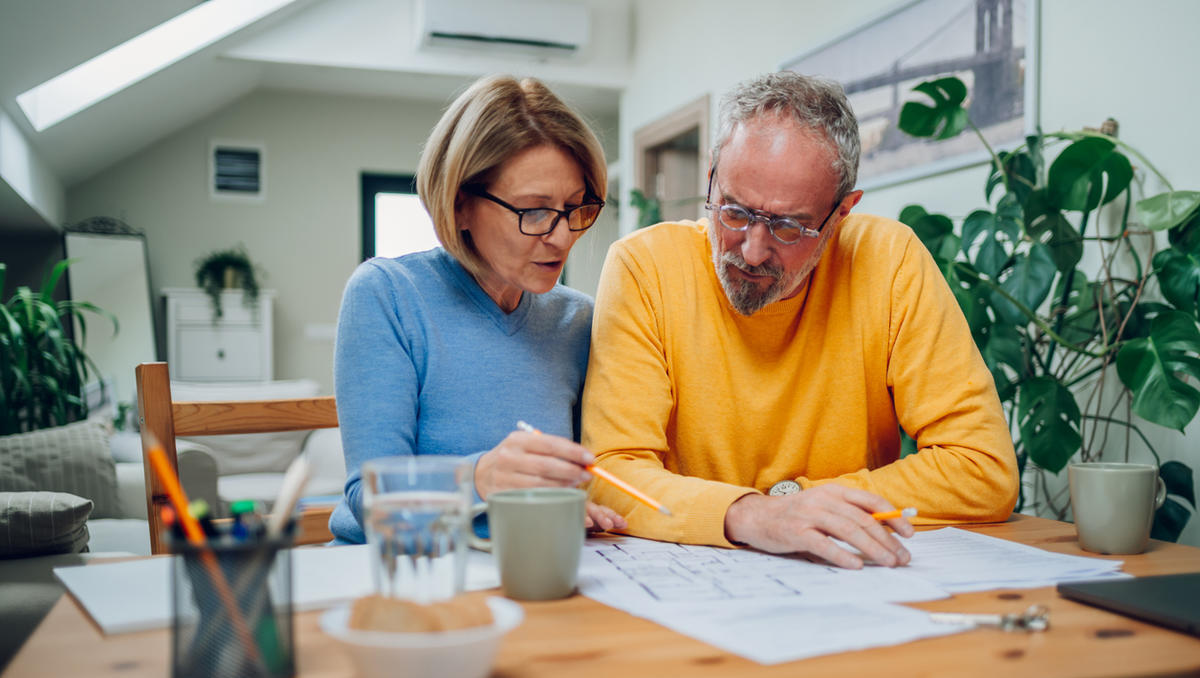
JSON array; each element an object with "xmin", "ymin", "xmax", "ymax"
[{"xmin": 740, "ymin": 221, "xmax": 774, "ymax": 267}]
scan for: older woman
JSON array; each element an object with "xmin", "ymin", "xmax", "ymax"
[{"xmin": 329, "ymin": 75, "xmax": 625, "ymax": 543}]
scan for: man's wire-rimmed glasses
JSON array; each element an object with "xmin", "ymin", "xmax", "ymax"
[
  {"xmin": 704, "ymin": 169, "xmax": 838, "ymax": 245},
  {"xmin": 465, "ymin": 185, "xmax": 604, "ymax": 236}
]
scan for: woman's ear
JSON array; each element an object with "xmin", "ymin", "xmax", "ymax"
[{"xmin": 455, "ymin": 192, "xmax": 470, "ymax": 231}]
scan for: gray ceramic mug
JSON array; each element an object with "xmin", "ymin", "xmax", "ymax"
[
  {"xmin": 1069, "ymin": 462, "xmax": 1167, "ymax": 555},
  {"xmin": 470, "ymin": 488, "xmax": 586, "ymax": 601}
]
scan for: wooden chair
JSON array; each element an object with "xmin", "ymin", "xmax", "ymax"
[{"xmin": 135, "ymin": 361, "xmax": 339, "ymax": 554}]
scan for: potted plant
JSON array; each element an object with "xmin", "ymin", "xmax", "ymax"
[
  {"xmin": 0, "ymin": 260, "xmax": 117, "ymax": 435},
  {"xmin": 194, "ymin": 244, "xmax": 261, "ymax": 321},
  {"xmin": 895, "ymin": 76, "xmax": 1198, "ymax": 541}
]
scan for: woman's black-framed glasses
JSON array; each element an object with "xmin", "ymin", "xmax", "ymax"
[
  {"xmin": 704, "ymin": 168, "xmax": 837, "ymax": 245},
  {"xmin": 465, "ymin": 186, "xmax": 604, "ymax": 236}
]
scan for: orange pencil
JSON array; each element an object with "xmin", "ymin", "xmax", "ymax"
[
  {"xmin": 515, "ymin": 420, "xmax": 673, "ymax": 516},
  {"xmin": 871, "ymin": 507, "xmax": 918, "ymax": 521},
  {"xmin": 146, "ymin": 437, "xmax": 265, "ymax": 669}
]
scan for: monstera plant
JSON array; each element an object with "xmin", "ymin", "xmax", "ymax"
[{"xmin": 896, "ymin": 76, "xmax": 1198, "ymax": 541}]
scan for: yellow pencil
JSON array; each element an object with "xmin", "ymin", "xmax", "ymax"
[
  {"xmin": 871, "ymin": 507, "xmax": 918, "ymax": 521},
  {"xmin": 515, "ymin": 420, "xmax": 673, "ymax": 516}
]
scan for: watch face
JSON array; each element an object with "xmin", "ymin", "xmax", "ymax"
[{"xmin": 769, "ymin": 480, "xmax": 801, "ymax": 496}]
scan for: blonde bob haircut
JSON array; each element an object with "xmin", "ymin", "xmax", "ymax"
[{"xmin": 417, "ymin": 74, "xmax": 608, "ymax": 278}]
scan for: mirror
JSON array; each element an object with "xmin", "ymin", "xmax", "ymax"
[{"xmin": 63, "ymin": 217, "xmax": 158, "ymax": 409}]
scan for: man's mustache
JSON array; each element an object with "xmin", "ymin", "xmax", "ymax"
[{"xmin": 719, "ymin": 251, "xmax": 782, "ymax": 280}]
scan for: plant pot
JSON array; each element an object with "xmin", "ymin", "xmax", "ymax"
[{"xmin": 222, "ymin": 266, "xmax": 243, "ymax": 289}]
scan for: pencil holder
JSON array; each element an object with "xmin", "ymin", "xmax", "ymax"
[{"xmin": 170, "ymin": 534, "xmax": 295, "ymax": 678}]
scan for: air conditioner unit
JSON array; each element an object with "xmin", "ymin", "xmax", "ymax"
[{"xmin": 415, "ymin": 0, "xmax": 590, "ymax": 57}]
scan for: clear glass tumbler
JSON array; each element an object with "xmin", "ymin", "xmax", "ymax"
[{"xmin": 360, "ymin": 456, "xmax": 473, "ymax": 602}]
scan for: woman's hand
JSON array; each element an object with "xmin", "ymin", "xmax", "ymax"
[
  {"xmin": 585, "ymin": 501, "xmax": 628, "ymax": 531},
  {"xmin": 474, "ymin": 430, "xmax": 594, "ymax": 498}
]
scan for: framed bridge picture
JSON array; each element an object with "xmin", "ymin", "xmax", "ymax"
[{"xmin": 781, "ymin": 0, "xmax": 1038, "ymax": 189}]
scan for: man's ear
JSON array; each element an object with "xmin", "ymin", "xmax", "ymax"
[{"xmin": 840, "ymin": 190, "xmax": 864, "ymax": 216}]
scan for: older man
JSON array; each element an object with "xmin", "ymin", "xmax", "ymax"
[{"xmin": 582, "ymin": 72, "xmax": 1018, "ymax": 569}]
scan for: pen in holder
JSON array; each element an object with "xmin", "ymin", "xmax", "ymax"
[{"xmin": 170, "ymin": 532, "xmax": 296, "ymax": 678}]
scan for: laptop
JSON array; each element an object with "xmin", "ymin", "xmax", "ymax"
[{"xmin": 1057, "ymin": 573, "xmax": 1200, "ymax": 637}]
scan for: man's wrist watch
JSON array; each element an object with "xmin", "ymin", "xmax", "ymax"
[{"xmin": 768, "ymin": 480, "xmax": 801, "ymax": 496}]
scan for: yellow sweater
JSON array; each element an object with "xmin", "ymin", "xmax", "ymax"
[{"xmin": 582, "ymin": 217, "xmax": 1018, "ymax": 547}]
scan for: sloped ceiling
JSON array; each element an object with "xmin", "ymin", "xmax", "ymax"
[{"xmin": 0, "ymin": 0, "xmax": 628, "ymax": 194}]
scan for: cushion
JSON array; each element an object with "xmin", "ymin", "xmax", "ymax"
[
  {"xmin": 0, "ymin": 420, "xmax": 120, "ymax": 518},
  {"xmin": 0, "ymin": 492, "xmax": 92, "ymax": 558},
  {"xmin": 170, "ymin": 379, "xmax": 321, "ymax": 475}
]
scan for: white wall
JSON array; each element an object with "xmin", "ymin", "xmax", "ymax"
[
  {"xmin": 66, "ymin": 89, "xmax": 449, "ymax": 393},
  {"xmin": 0, "ymin": 109, "xmax": 64, "ymax": 227},
  {"xmin": 620, "ymin": 0, "xmax": 1200, "ymax": 545}
]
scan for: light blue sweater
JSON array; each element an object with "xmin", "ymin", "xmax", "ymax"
[{"xmin": 329, "ymin": 248, "xmax": 593, "ymax": 544}]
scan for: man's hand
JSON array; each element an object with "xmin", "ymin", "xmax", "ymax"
[{"xmin": 723, "ymin": 484, "xmax": 914, "ymax": 569}]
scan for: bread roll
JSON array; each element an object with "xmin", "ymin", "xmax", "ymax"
[{"xmin": 347, "ymin": 595, "xmax": 494, "ymax": 632}]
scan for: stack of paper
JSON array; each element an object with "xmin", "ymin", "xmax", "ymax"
[{"xmin": 899, "ymin": 527, "xmax": 1127, "ymax": 592}]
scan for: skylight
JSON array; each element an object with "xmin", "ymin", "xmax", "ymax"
[{"xmin": 16, "ymin": 0, "xmax": 299, "ymax": 132}]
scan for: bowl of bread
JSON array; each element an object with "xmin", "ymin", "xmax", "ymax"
[{"xmin": 320, "ymin": 593, "xmax": 524, "ymax": 678}]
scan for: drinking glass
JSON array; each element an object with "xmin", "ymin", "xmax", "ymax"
[{"xmin": 360, "ymin": 456, "xmax": 473, "ymax": 602}]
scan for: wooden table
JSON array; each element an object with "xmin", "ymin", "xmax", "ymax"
[{"xmin": 7, "ymin": 515, "xmax": 1200, "ymax": 677}]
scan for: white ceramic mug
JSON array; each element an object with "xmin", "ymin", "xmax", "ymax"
[{"xmin": 1068, "ymin": 462, "xmax": 1166, "ymax": 555}]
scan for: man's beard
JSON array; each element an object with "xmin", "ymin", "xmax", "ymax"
[
  {"xmin": 708, "ymin": 225, "xmax": 827, "ymax": 316},
  {"xmin": 712, "ymin": 249, "xmax": 790, "ymax": 316}
]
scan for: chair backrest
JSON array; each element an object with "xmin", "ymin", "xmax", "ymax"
[{"xmin": 135, "ymin": 362, "xmax": 339, "ymax": 554}]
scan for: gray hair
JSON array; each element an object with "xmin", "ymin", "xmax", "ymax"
[{"xmin": 713, "ymin": 71, "xmax": 860, "ymax": 201}]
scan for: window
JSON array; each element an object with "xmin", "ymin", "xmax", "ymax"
[
  {"xmin": 17, "ymin": 0, "xmax": 299, "ymax": 132},
  {"xmin": 361, "ymin": 173, "xmax": 439, "ymax": 261}
]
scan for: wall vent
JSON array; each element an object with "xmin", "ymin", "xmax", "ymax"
[{"xmin": 210, "ymin": 140, "xmax": 265, "ymax": 201}]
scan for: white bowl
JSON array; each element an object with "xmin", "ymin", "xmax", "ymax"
[{"xmin": 319, "ymin": 597, "xmax": 524, "ymax": 678}]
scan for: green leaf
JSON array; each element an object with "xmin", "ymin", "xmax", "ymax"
[
  {"xmin": 900, "ymin": 205, "xmax": 960, "ymax": 264},
  {"xmin": 1025, "ymin": 190, "xmax": 1083, "ymax": 273},
  {"xmin": 1137, "ymin": 190, "xmax": 1200, "ymax": 232},
  {"xmin": 898, "ymin": 77, "xmax": 969, "ymax": 140},
  {"xmin": 38, "ymin": 259, "xmax": 73, "ymax": 305},
  {"xmin": 1153, "ymin": 248, "xmax": 1200, "ymax": 316},
  {"xmin": 945, "ymin": 262, "xmax": 991, "ymax": 339},
  {"xmin": 1151, "ymin": 497, "xmax": 1191, "ymax": 542},
  {"xmin": 993, "ymin": 243, "xmax": 1057, "ymax": 325},
  {"xmin": 1047, "ymin": 137, "xmax": 1133, "ymax": 212},
  {"xmin": 1054, "ymin": 272, "xmax": 1121, "ymax": 347},
  {"xmin": 962, "ymin": 209, "xmax": 1014, "ymax": 278},
  {"xmin": 986, "ymin": 150, "xmax": 1037, "ymax": 204},
  {"xmin": 983, "ymin": 322, "xmax": 1025, "ymax": 373},
  {"xmin": 1017, "ymin": 376, "xmax": 1082, "ymax": 473},
  {"xmin": 1168, "ymin": 208, "xmax": 1200, "ymax": 255},
  {"xmin": 1160, "ymin": 460, "xmax": 1195, "ymax": 509},
  {"xmin": 1116, "ymin": 310, "xmax": 1200, "ymax": 431}
]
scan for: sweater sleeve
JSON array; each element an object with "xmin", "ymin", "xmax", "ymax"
[
  {"xmin": 582, "ymin": 243, "xmax": 756, "ymax": 547},
  {"xmin": 334, "ymin": 262, "xmax": 423, "ymax": 529},
  {"xmin": 802, "ymin": 237, "xmax": 1020, "ymax": 523}
]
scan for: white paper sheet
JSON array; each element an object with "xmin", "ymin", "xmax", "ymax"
[
  {"xmin": 54, "ymin": 544, "xmax": 500, "ymax": 635},
  {"xmin": 579, "ymin": 536, "xmax": 949, "ymax": 613},
  {"xmin": 898, "ymin": 527, "xmax": 1127, "ymax": 592},
  {"xmin": 578, "ymin": 528, "xmax": 1129, "ymax": 665}
]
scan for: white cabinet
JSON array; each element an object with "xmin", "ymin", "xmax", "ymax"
[{"xmin": 164, "ymin": 287, "xmax": 275, "ymax": 381}]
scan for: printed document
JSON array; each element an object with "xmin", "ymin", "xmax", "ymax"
[{"xmin": 578, "ymin": 528, "xmax": 1126, "ymax": 664}]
